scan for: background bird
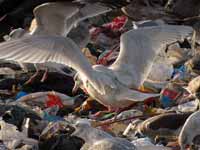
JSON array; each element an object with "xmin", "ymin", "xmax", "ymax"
[
  {"xmin": 72, "ymin": 119, "xmax": 137, "ymax": 150},
  {"xmin": 72, "ymin": 119, "xmax": 171, "ymax": 150}
]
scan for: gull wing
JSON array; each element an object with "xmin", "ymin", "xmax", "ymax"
[
  {"xmin": 109, "ymin": 25, "xmax": 193, "ymax": 89},
  {"xmin": 0, "ymin": 36, "xmax": 94, "ymax": 77},
  {"xmin": 66, "ymin": 3, "xmax": 111, "ymax": 47},
  {"xmin": 75, "ymin": 2, "xmax": 111, "ymax": 22},
  {"xmin": 0, "ymin": 36, "xmax": 114, "ymax": 94},
  {"xmin": 33, "ymin": 2, "xmax": 111, "ymax": 37},
  {"xmin": 67, "ymin": 21, "xmax": 90, "ymax": 48},
  {"xmin": 33, "ymin": 2, "xmax": 79, "ymax": 36}
]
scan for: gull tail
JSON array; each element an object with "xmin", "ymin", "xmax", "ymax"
[{"xmin": 118, "ymin": 87, "xmax": 160, "ymax": 102}]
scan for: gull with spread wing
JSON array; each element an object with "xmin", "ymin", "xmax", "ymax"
[{"xmin": 0, "ymin": 5, "xmax": 192, "ymax": 110}]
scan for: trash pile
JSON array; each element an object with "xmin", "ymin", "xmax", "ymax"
[{"xmin": 0, "ymin": 0, "xmax": 200, "ymax": 150}]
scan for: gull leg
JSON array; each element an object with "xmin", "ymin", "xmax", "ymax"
[
  {"xmin": 113, "ymin": 104, "xmax": 137, "ymax": 119},
  {"xmin": 90, "ymin": 106, "xmax": 117, "ymax": 119},
  {"xmin": 40, "ymin": 68, "xmax": 48, "ymax": 82},
  {"xmin": 24, "ymin": 64, "xmax": 39, "ymax": 85},
  {"xmin": 109, "ymin": 103, "xmax": 137, "ymax": 121},
  {"xmin": 95, "ymin": 104, "xmax": 138, "ymax": 127},
  {"xmin": 90, "ymin": 110, "xmax": 110, "ymax": 118},
  {"xmin": 0, "ymin": 15, "xmax": 7, "ymax": 22},
  {"xmin": 91, "ymin": 101, "xmax": 137, "ymax": 119}
]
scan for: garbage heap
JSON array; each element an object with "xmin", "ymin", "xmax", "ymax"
[{"xmin": 0, "ymin": 0, "xmax": 200, "ymax": 150}]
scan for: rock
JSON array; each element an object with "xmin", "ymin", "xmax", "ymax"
[
  {"xmin": 136, "ymin": 112, "xmax": 192, "ymax": 139},
  {"xmin": 166, "ymin": 0, "xmax": 200, "ymax": 18}
]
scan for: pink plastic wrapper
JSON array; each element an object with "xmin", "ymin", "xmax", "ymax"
[
  {"xmin": 103, "ymin": 16, "xmax": 128, "ymax": 31},
  {"xmin": 90, "ymin": 16, "xmax": 128, "ymax": 39},
  {"xmin": 90, "ymin": 16, "xmax": 127, "ymax": 65}
]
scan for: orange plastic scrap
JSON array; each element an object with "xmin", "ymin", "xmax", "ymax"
[
  {"xmin": 46, "ymin": 93, "xmax": 64, "ymax": 108},
  {"xmin": 139, "ymin": 85, "xmax": 153, "ymax": 93}
]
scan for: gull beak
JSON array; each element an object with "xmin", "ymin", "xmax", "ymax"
[{"xmin": 72, "ymin": 81, "xmax": 81, "ymax": 94}]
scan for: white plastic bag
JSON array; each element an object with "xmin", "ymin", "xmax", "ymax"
[{"xmin": 0, "ymin": 120, "xmax": 38, "ymax": 149}]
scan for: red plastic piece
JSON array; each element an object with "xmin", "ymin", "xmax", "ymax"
[{"xmin": 46, "ymin": 93, "xmax": 64, "ymax": 108}]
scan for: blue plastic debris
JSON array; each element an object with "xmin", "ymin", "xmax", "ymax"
[{"xmin": 16, "ymin": 91, "xmax": 28, "ymax": 100}]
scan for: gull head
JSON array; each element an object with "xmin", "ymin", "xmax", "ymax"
[
  {"xmin": 71, "ymin": 119, "xmax": 112, "ymax": 144},
  {"xmin": 71, "ymin": 119, "xmax": 91, "ymax": 141},
  {"xmin": 72, "ymin": 72, "xmax": 84, "ymax": 94},
  {"xmin": 5, "ymin": 28, "xmax": 27, "ymax": 41}
]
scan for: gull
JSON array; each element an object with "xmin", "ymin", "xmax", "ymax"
[
  {"xmin": 0, "ymin": 1, "xmax": 111, "ymax": 83},
  {"xmin": 0, "ymin": 13, "xmax": 193, "ymax": 111},
  {"xmin": 72, "ymin": 119, "xmax": 137, "ymax": 150},
  {"xmin": 72, "ymin": 25, "xmax": 193, "ymax": 110},
  {"xmin": 72, "ymin": 119, "xmax": 170, "ymax": 150}
]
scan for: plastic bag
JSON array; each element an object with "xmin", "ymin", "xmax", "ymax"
[
  {"xmin": 16, "ymin": 91, "xmax": 77, "ymax": 109},
  {"xmin": 177, "ymin": 99, "xmax": 199, "ymax": 112},
  {"xmin": 0, "ymin": 120, "xmax": 38, "ymax": 149},
  {"xmin": 148, "ymin": 61, "xmax": 173, "ymax": 82}
]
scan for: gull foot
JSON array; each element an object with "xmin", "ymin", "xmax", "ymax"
[
  {"xmin": 24, "ymin": 70, "xmax": 40, "ymax": 85},
  {"xmin": 40, "ymin": 68, "xmax": 48, "ymax": 82}
]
